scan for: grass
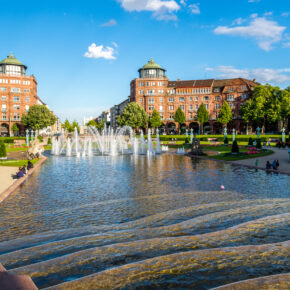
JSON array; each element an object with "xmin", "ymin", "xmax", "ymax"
[
  {"xmin": 209, "ymin": 150, "xmax": 274, "ymax": 161},
  {"xmin": 0, "ymin": 158, "xmax": 39, "ymax": 167},
  {"xmin": 6, "ymin": 146, "xmax": 28, "ymax": 152}
]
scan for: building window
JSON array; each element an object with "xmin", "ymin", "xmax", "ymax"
[
  {"xmin": 139, "ymin": 98, "xmax": 143, "ymax": 103},
  {"xmin": 180, "ymin": 105, "xmax": 185, "ymax": 110},
  {"xmin": 24, "ymin": 89, "xmax": 30, "ymax": 93},
  {"xmin": 241, "ymin": 94, "xmax": 247, "ymax": 99},
  {"xmin": 158, "ymin": 90, "xmax": 164, "ymax": 94},
  {"xmin": 189, "ymin": 97, "xmax": 193, "ymax": 101},
  {"xmin": 227, "ymin": 95, "xmax": 234, "ymax": 101},
  {"xmin": 160, "ymin": 113, "xmax": 164, "ymax": 120},
  {"xmin": 159, "ymin": 97, "xmax": 163, "ymax": 102},
  {"xmin": 215, "ymin": 96, "xmax": 220, "ymax": 101},
  {"xmin": 148, "ymin": 97, "xmax": 154, "ymax": 104},
  {"xmin": 138, "ymin": 90, "xmax": 144, "ymax": 95},
  {"xmin": 25, "ymin": 105, "xmax": 29, "ymax": 112},
  {"xmin": 189, "ymin": 113, "xmax": 193, "ymax": 120},
  {"xmin": 169, "ymin": 97, "xmax": 175, "ymax": 102},
  {"xmin": 2, "ymin": 96, "xmax": 6, "ymax": 101},
  {"xmin": 11, "ymin": 88, "xmax": 21, "ymax": 93},
  {"xmin": 2, "ymin": 104, "xmax": 7, "ymax": 112},
  {"xmin": 195, "ymin": 96, "xmax": 199, "ymax": 101},
  {"xmin": 169, "ymin": 105, "xmax": 174, "ymax": 111},
  {"xmin": 169, "ymin": 113, "xmax": 174, "ymax": 120},
  {"xmin": 241, "ymin": 85, "xmax": 247, "ymax": 90},
  {"xmin": 195, "ymin": 104, "xmax": 198, "ymax": 111},
  {"xmin": 215, "ymin": 104, "xmax": 220, "ymax": 109},
  {"xmin": 159, "ymin": 105, "xmax": 163, "ymax": 112},
  {"xmin": 203, "ymin": 96, "xmax": 209, "ymax": 101},
  {"xmin": 13, "ymin": 104, "xmax": 20, "ymax": 110},
  {"xmin": 147, "ymin": 90, "xmax": 155, "ymax": 95},
  {"xmin": 214, "ymin": 88, "xmax": 220, "ymax": 93},
  {"xmin": 2, "ymin": 113, "xmax": 7, "ymax": 120},
  {"xmin": 148, "ymin": 105, "xmax": 154, "ymax": 110},
  {"xmin": 229, "ymin": 103, "xmax": 234, "ymax": 109},
  {"xmin": 205, "ymin": 104, "xmax": 209, "ymax": 109},
  {"xmin": 189, "ymin": 104, "xmax": 193, "ymax": 111},
  {"xmin": 179, "ymin": 97, "xmax": 185, "ymax": 102},
  {"xmin": 25, "ymin": 97, "xmax": 29, "ymax": 102},
  {"xmin": 0, "ymin": 87, "xmax": 7, "ymax": 91},
  {"xmin": 138, "ymin": 82, "xmax": 145, "ymax": 86},
  {"xmin": 13, "ymin": 113, "xmax": 20, "ymax": 120},
  {"xmin": 13, "ymin": 96, "xmax": 20, "ymax": 102},
  {"xmin": 227, "ymin": 87, "xmax": 234, "ymax": 92}
]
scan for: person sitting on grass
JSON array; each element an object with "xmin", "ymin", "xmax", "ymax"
[
  {"xmin": 266, "ymin": 161, "xmax": 271, "ymax": 170},
  {"xmin": 16, "ymin": 167, "xmax": 25, "ymax": 178},
  {"xmin": 22, "ymin": 165, "xmax": 27, "ymax": 174},
  {"xmin": 27, "ymin": 160, "xmax": 34, "ymax": 170},
  {"xmin": 35, "ymin": 152, "xmax": 40, "ymax": 159}
]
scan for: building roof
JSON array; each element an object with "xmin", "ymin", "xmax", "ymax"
[
  {"xmin": 167, "ymin": 78, "xmax": 257, "ymax": 88},
  {"xmin": 0, "ymin": 53, "xmax": 27, "ymax": 68},
  {"xmin": 141, "ymin": 58, "xmax": 163, "ymax": 70}
]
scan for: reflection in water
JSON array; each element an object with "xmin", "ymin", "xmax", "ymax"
[{"xmin": 0, "ymin": 154, "xmax": 289, "ymax": 289}]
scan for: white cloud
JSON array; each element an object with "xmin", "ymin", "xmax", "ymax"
[
  {"xmin": 232, "ymin": 17, "xmax": 245, "ymax": 25},
  {"xmin": 84, "ymin": 43, "xmax": 117, "ymax": 60},
  {"xmin": 118, "ymin": 0, "xmax": 180, "ymax": 20},
  {"xmin": 101, "ymin": 19, "xmax": 117, "ymax": 27},
  {"xmin": 188, "ymin": 3, "xmax": 200, "ymax": 15},
  {"xmin": 213, "ymin": 16, "xmax": 286, "ymax": 51},
  {"xmin": 206, "ymin": 65, "xmax": 290, "ymax": 84},
  {"xmin": 250, "ymin": 13, "xmax": 258, "ymax": 18},
  {"xmin": 283, "ymin": 42, "xmax": 290, "ymax": 48}
]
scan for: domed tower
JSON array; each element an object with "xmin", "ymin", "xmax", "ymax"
[
  {"xmin": 0, "ymin": 53, "xmax": 27, "ymax": 76},
  {"xmin": 138, "ymin": 58, "xmax": 166, "ymax": 78}
]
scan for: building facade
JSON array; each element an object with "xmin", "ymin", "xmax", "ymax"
[
  {"xmin": 110, "ymin": 98, "xmax": 130, "ymax": 129},
  {"xmin": 130, "ymin": 59, "xmax": 258, "ymax": 133},
  {"xmin": 0, "ymin": 53, "xmax": 39, "ymax": 136}
]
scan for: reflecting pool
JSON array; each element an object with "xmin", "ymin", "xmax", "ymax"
[{"xmin": 0, "ymin": 153, "xmax": 289, "ymax": 289}]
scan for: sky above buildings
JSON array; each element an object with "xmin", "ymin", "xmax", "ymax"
[{"xmin": 0, "ymin": 0, "xmax": 289, "ymax": 122}]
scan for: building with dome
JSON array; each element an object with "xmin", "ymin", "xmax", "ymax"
[
  {"xmin": 130, "ymin": 59, "xmax": 258, "ymax": 134},
  {"xmin": 0, "ymin": 53, "xmax": 40, "ymax": 136}
]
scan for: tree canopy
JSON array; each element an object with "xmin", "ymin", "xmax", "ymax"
[
  {"xmin": 196, "ymin": 103, "xmax": 209, "ymax": 134},
  {"xmin": 21, "ymin": 105, "xmax": 57, "ymax": 130},
  {"xmin": 174, "ymin": 107, "xmax": 186, "ymax": 132},
  {"xmin": 218, "ymin": 101, "xmax": 232, "ymax": 125},
  {"xmin": 118, "ymin": 102, "xmax": 148, "ymax": 129},
  {"xmin": 239, "ymin": 84, "xmax": 290, "ymax": 131},
  {"xmin": 149, "ymin": 109, "xmax": 162, "ymax": 128},
  {"xmin": 62, "ymin": 119, "xmax": 80, "ymax": 133}
]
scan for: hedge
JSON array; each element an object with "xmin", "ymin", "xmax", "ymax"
[
  {"xmin": 0, "ymin": 140, "xmax": 7, "ymax": 157},
  {"xmin": 0, "ymin": 137, "xmax": 26, "ymax": 144}
]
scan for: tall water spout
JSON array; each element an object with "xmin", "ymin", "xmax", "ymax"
[
  {"xmin": 156, "ymin": 128, "xmax": 161, "ymax": 154},
  {"xmin": 66, "ymin": 138, "xmax": 72, "ymax": 156},
  {"xmin": 140, "ymin": 130, "xmax": 145, "ymax": 154},
  {"xmin": 147, "ymin": 128, "xmax": 155, "ymax": 154},
  {"xmin": 87, "ymin": 138, "xmax": 93, "ymax": 157},
  {"xmin": 74, "ymin": 127, "xmax": 79, "ymax": 156},
  {"xmin": 133, "ymin": 137, "xmax": 139, "ymax": 155}
]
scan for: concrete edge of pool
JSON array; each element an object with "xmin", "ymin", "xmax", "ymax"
[{"xmin": 0, "ymin": 156, "xmax": 47, "ymax": 205}]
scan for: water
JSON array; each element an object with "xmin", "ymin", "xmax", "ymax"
[{"xmin": 0, "ymin": 153, "xmax": 289, "ymax": 289}]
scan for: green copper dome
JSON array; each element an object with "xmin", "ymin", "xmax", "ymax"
[
  {"xmin": 0, "ymin": 53, "xmax": 26, "ymax": 67},
  {"xmin": 142, "ymin": 58, "xmax": 162, "ymax": 69}
]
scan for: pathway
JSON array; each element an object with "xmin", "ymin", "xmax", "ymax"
[
  {"xmin": 0, "ymin": 166, "xmax": 18, "ymax": 196},
  {"xmin": 232, "ymin": 148, "xmax": 290, "ymax": 173}
]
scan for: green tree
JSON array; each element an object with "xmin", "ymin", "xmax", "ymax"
[
  {"xmin": 62, "ymin": 119, "xmax": 73, "ymax": 133},
  {"xmin": 149, "ymin": 109, "xmax": 162, "ymax": 130},
  {"xmin": 196, "ymin": 103, "xmax": 209, "ymax": 134},
  {"xmin": 96, "ymin": 119, "xmax": 105, "ymax": 130},
  {"xmin": 12, "ymin": 124, "xmax": 19, "ymax": 134},
  {"xmin": 86, "ymin": 119, "xmax": 98, "ymax": 127},
  {"xmin": 280, "ymin": 89, "xmax": 290, "ymax": 128},
  {"xmin": 218, "ymin": 101, "xmax": 232, "ymax": 128},
  {"xmin": 22, "ymin": 105, "xmax": 57, "ymax": 130},
  {"xmin": 118, "ymin": 102, "xmax": 148, "ymax": 129},
  {"xmin": 174, "ymin": 107, "xmax": 186, "ymax": 133},
  {"xmin": 0, "ymin": 140, "xmax": 7, "ymax": 158},
  {"xmin": 71, "ymin": 120, "xmax": 80, "ymax": 133},
  {"xmin": 239, "ymin": 98, "xmax": 254, "ymax": 133}
]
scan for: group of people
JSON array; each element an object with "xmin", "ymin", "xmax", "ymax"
[
  {"xmin": 28, "ymin": 152, "xmax": 40, "ymax": 160},
  {"xmin": 266, "ymin": 160, "xmax": 280, "ymax": 170},
  {"xmin": 16, "ymin": 161, "xmax": 34, "ymax": 178}
]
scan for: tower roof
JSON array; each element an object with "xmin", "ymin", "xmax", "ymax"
[
  {"xmin": 141, "ymin": 58, "xmax": 163, "ymax": 70},
  {"xmin": 0, "ymin": 53, "xmax": 27, "ymax": 68}
]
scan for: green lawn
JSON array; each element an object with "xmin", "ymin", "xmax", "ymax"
[
  {"xmin": 209, "ymin": 150, "xmax": 274, "ymax": 161},
  {"xmin": 6, "ymin": 146, "xmax": 28, "ymax": 152},
  {"xmin": 0, "ymin": 158, "xmax": 39, "ymax": 167}
]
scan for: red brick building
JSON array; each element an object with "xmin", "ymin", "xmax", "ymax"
[
  {"xmin": 0, "ymin": 53, "xmax": 40, "ymax": 136},
  {"xmin": 130, "ymin": 59, "xmax": 257, "ymax": 133}
]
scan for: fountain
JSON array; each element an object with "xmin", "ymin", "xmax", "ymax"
[{"xmin": 51, "ymin": 126, "xmax": 162, "ymax": 157}]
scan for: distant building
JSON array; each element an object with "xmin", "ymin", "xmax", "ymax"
[
  {"xmin": 97, "ymin": 110, "xmax": 111, "ymax": 124},
  {"xmin": 0, "ymin": 53, "xmax": 40, "ymax": 136},
  {"xmin": 110, "ymin": 98, "xmax": 130, "ymax": 129},
  {"xmin": 83, "ymin": 116, "xmax": 94, "ymax": 126},
  {"xmin": 130, "ymin": 59, "xmax": 258, "ymax": 133}
]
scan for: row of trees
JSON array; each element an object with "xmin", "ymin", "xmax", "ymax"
[
  {"xmin": 117, "ymin": 101, "xmax": 233, "ymax": 133},
  {"xmin": 239, "ymin": 85, "xmax": 290, "ymax": 132}
]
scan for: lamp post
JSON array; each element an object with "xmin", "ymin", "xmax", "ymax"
[
  {"xmin": 26, "ymin": 129, "xmax": 29, "ymax": 147},
  {"xmin": 190, "ymin": 128, "xmax": 193, "ymax": 143},
  {"xmin": 246, "ymin": 122, "xmax": 249, "ymax": 135},
  {"xmin": 282, "ymin": 128, "xmax": 285, "ymax": 143},
  {"xmin": 31, "ymin": 130, "xmax": 34, "ymax": 142},
  {"xmin": 198, "ymin": 123, "xmax": 200, "ymax": 135},
  {"xmin": 185, "ymin": 129, "xmax": 188, "ymax": 138},
  {"xmin": 232, "ymin": 128, "xmax": 236, "ymax": 142},
  {"xmin": 224, "ymin": 127, "xmax": 227, "ymax": 142}
]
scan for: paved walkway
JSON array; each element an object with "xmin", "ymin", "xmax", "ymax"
[
  {"xmin": 0, "ymin": 166, "xmax": 18, "ymax": 196},
  {"xmin": 232, "ymin": 148, "xmax": 290, "ymax": 173}
]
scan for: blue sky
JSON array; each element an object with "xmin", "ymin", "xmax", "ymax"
[{"xmin": 0, "ymin": 0, "xmax": 289, "ymax": 122}]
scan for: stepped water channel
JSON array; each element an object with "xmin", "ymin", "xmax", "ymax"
[{"xmin": 0, "ymin": 137, "xmax": 289, "ymax": 288}]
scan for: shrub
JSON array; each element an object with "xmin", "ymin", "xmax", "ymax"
[
  {"xmin": 224, "ymin": 137, "xmax": 229, "ymax": 144},
  {"xmin": 185, "ymin": 137, "xmax": 190, "ymax": 144},
  {"xmin": 0, "ymin": 140, "xmax": 7, "ymax": 158},
  {"xmin": 232, "ymin": 140, "xmax": 239, "ymax": 153},
  {"xmin": 256, "ymin": 139, "xmax": 262, "ymax": 149},
  {"xmin": 47, "ymin": 138, "xmax": 52, "ymax": 145},
  {"xmin": 37, "ymin": 136, "xmax": 43, "ymax": 142},
  {"xmin": 248, "ymin": 137, "xmax": 253, "ymax": 146}
]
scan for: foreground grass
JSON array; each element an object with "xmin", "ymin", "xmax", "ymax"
[
  {"xmin": 0, "ymin": 158, "xmax": 39, "ymax": 167},
  {"xmin": 209, "ymin": 150, "xmax": 274, "ymax": 161}
]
